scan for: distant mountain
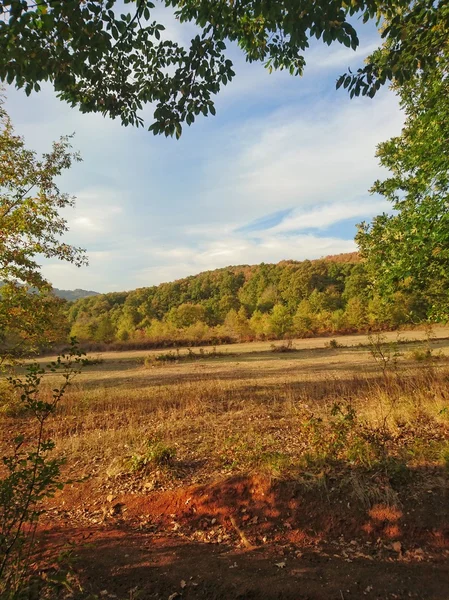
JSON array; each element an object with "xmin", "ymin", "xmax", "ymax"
[{"xmin": 53, "ymin": 288, "xmax": 100, "ymax": 301}]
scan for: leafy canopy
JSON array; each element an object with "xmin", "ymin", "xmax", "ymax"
[
  {"xmin": 0, "ymin": 96, "xmax": 86, "ymax": 357},
  {"xmin": 356, "ymin": 12, "xmax": 449, "ymax": 322},
  {"xmin": 0, "ymin": 0, "xmax": 444, "ymax": 137}
]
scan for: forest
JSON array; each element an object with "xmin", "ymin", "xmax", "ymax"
[{"xmin": 66, "ymin": 252, "xmax": 429, "ymax": 349}]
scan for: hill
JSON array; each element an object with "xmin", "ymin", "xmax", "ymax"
[
  {"xmin": 53, "ymin": 288, "xmax": 100, "ymax": 302},
  {"xmin": 65, "ymin": 252, "xmax": 425, "ymax": 348}
]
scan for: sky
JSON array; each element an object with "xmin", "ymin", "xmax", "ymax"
[{"xmin": 4, "ymin": 6, "xmax": 404, "ymax": 293}]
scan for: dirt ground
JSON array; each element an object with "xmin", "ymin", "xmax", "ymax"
[
  {"xmin": 39, "ymin": 526, "xmax": 449, "ymax": 600},
  {"xmin": 37, "ymin": 472, "xmax": 449, "ymax": 600}
]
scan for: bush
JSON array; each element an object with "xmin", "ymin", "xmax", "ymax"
[
  {"xmin": 409, "ymin": 347, "xmax": 445, "ymax": 362},
  {"xmin": 326, "ymin": 338, "xmax": 342, "ymax": 349},
  {"xmin": 130, "ymin": 440, "xmax": 177, "ymax": 472},
  {"xmin": 144, "ymin": 347, "xmax": 234, "ymax": 366},
  {"xmin": 270, "ymin": 341, "xmax": 295, "ymax": 353},
  {"xmin": 0, "ymin": 341, "xmax": 84, "ymax": 598}
]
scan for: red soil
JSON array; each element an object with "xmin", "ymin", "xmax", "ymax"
[{"xmin": 37, "ymin": 474, "xmax": 449, "ymax": 599}]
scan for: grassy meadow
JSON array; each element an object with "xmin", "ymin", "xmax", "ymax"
[
  {"xmin": 2, "ymin": 327, "xmax": 449, "ymax": 503},
  {"xmin": 2, "ymin": 327, "xmax": 449, "ymax": 599}
]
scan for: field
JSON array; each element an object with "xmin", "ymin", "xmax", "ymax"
[{"xmin": 2, "ymin": 328, "xmax": 449, "ymax": 599}]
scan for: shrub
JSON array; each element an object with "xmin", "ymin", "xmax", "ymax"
[
  {"xmin": 130, "ymin": 440, "xmax": 177, "ymax": 472},
  {"xmin": 270, "ymin": 340, "xmax": 295, "ymax": 353},
  {"xmin": 326, "ymin": 338, "xmax": 342, "ymax": 349},
  {"xmin": 0, "ymin": 341, "xmax": 84, "ymax": 598}
]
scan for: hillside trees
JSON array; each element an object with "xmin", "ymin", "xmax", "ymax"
[
  {"xmin": 1, "ymin": 1, "xmax": 444, "ymax": 136},
  {"xmin": 66, "ymin": 257, "xmax": 428, "ymax": 346}
]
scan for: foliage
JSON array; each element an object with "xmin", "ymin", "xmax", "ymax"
[
  {"xmin": 0, "ymin": 96, "xmax": 86, "ymax": 360},
  {"xmin": 0, "ymin": 1, "xmax": 443, "ymax": 136},
  {"xmin": 67, "ymin": 254, "xmax": 430, "ymax": 348},
  {"xmin": 130, "ymin": 439, "xmax": 177, "ymax": 472},
  {"xmin": 341, "ymin": 1, "xmax": 448, "ymax": 98},
  {"xmin": 0, "ymin": 341, "xmax": 85, "ymax": 598},
  {"xmin": 356, "ymin": 13, "xmax": 449, "ymax": 322},
  {"xmin": 0, "ymin": 101, "xmax": 85, "ymax": 597}
]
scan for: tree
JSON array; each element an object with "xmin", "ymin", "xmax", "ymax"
[
  {"xmin": 342, "ymin": 1, "xmax": 448, "ymax": 99},
  {"xmin": 166, "ymin": 302, "xmax": 206, "ymax": 328},
  {"xmin": 356, "ymin": 32, "xmax": 449, "ymax": 322},
  {"xmin": 0, "ymin": 0, "xmax": 443, "ymax": 137},
  {"xmin": 269, "ymin": 304, "xmax": 293, "ymax": 338},
  {"xmin": 0, "ymin": 99, "xmax": 86, "ymax": 596},
  {"xmin": 0, "ymin": 96, "xmax": 86, "ymax": 359},
  {"xmin": 293, "ymin": 299, "xmax": 315, "ymax": 337},
  {"xmin": 222, "ymin": 307, "xmax": 251, "ymax": 340}
]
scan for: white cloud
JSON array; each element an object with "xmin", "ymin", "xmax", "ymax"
[
  {"xmin": 62, "ymin": 186, "xmax": 127, "ymax": 244},
  {"xmin": 196, "ymin": 90, "xmax": 404, "ymax": 226},
  {"xmin": 5, "ymin": 27, "xmax": 404, "ymax": 294},
  {"xmin": 307, "ymin": 41, "xmax": 379, "ymax": 72},
  {"xmin": 270, "ymin": 198, "xmax": 389, "ymax": 234},
  {"xmin": 38, "ymin": 88, "xmax": 402, "ymax": 292}
]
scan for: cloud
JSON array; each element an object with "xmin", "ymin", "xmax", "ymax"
[
  {"xmin": 236, "ymin": 208, "xmax": 294, "ymax": 233},
  {"xmin": 38, "ymin": 87, "xmax": 402, "ymax": 292},
  {"xmin": 133, "ymin": 232, "xmax": 357, "ymax": 286},
  {"xmin": 195, "ymin": 90, "xmax": 403, "ymax": 227},
  {"xmin": 269, "ymin": 198, "xmax": 389, "ymax": 234},
  {"xmin": 307, "ymin": 41, "xmax": 379, "ymax": 72},
  {"xmin": 4, "ymin": 24, "xmax": 404, "ymax": 294},
  {"xmin": 62, "ymin": 186, "xmax": 127, "ymax": 246}
]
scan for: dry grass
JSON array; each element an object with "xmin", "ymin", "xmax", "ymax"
[
  {"xmin": 2, "ymin": 330, "xmax": 449, "ymax": 499},
  {"xmin": 35, "ymin": 324, "xmax": 449, "ymax": 362}
]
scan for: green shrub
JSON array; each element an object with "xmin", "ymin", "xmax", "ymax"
[
  {"xmin": 130, "ymin": 440, "xmax": 177, "ymax": 472},
  {"xmin": 0, "ymin": 341, "xmax": 84, "ymax": 598}
]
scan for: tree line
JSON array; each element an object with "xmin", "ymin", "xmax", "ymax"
[{"xmin": 66, "ymin": 254, "xmax": 429, "ymax": 348}]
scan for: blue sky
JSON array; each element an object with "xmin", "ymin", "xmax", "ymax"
[{"xmin": 4, "ymin": 7, "xmax": 404, "ymax": 293}]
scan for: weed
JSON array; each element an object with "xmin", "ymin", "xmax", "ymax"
[
  {"xmin": 326, "ymin": 338, "xmax": 342, "ymax": 349},
  {"xmin": 368, "ymin": 332, "xmax": 401, "ymax": 377},
  {"xmin": 129, "ymin": 440, "xmax": 177, "ymax": 472},
  {"xmin": 81, "ymin": 355, "xmax": 104, "ymax": 366},
  {"xmin": 257, "ymin": 451, "xmax": 291, "ymax": 476},
  {"xmin": 409, "ymin": 347, "xmax": 445, "ymax": 362},
  {"xmin": 441, "ymin": 445, "xmax": 449, "ymax": 470},
  {"xmin": 270, "ymin": 340, "xmax": 295, "ymax": 353},
  {"xmin": 144, "ymin": 347, "xmax": 234, "ymax": 366},
  {"xmin": 0, "ymin": 379, "xmax": 24, "ymax": 416},
  {"xmin": 0, "ymin": 340, "xmax": 84, "ymax": 598},
  {"xmin": 16, "ymin": 333, "xmax": 449, "ymax": 518}
]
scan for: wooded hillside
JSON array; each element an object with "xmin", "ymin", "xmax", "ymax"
[{"xmin": 67, "ymin": 253, "xmax": 426, "ymax": 347}]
